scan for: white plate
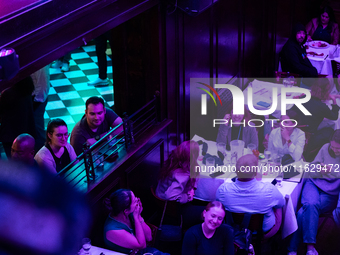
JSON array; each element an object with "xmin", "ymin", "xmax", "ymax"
[{"xmin": 309, "ymin": 40, "xmax": 330, "ymax": 49}]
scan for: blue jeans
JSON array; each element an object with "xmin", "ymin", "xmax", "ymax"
[
  {"xmin": 288, "ymin": 179, "xmax": 338, "ymax": 251},
  {"xmin": 333, "ymin": 197, "xmax": 340, "ymax": 228}
]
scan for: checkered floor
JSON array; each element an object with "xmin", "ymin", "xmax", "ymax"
[{"xmin": 45, "ymin": 42, "xmax": 114, "ymax": 133}]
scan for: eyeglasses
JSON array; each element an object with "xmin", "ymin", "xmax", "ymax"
[{"xmin": 54, "ymin": 133, "xmax": 70, "ymax": 138}]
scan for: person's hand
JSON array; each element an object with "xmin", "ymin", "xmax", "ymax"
[
  {"xmin": 224, "ymin": 114, "xmax": 231, "ymax": 125},
  {"xmin": 136, "ymin": 198, "xmax": 143, "ymax": 215},
  {"xmin": 307, "ymin": 35, "xmax": 312, "ymax": 41},
  {"xmin": 281, "ymin": 126, "xmax": 290, "ymax": 142},
  {"xmin": 187, "ymin": 189, "xmax": 195, "ymax": 202}
]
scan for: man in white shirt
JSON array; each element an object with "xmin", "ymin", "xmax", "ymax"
[{"xmin": 216, "ymin": 154, "xmax": 285, "ymax": 232}]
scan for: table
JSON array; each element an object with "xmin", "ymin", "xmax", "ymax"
[
  {"xmin": 79, "ymin": 245, "xmax": 125, "ymax": 255},
  {"xmin": 243, "ymin": 79, "xmax": 301, "ymax": 118},
  {"xmin": 307, "ymin": 43, "xmax": 340, "ymax": 76},
  {"xmin": 191, "ymin": 134, "xmax": 304, "ymax": 239}
]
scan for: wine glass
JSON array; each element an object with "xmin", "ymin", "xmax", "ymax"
[{"xmin": 82, "ymin": 238, "xmax": 91, "ymax": 255}]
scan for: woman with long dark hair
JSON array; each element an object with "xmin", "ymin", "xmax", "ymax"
[
  {"xmin": 288, "ymin": 129, "xmax": 340, "ymax": 255},
  {"xmin": 35, "ymin": 118, "xmax": 76, "ymax": 174},
  {"xmin": 182, "ymin": 201, "xmax": 234, "ymax": 255},
  {"xmin": 155, "ymin": 140, "xmax": 199, "ymax": 203},
  {"xmin": 306, "ymin": 6, "xmax": 339, "ymax": 45}
]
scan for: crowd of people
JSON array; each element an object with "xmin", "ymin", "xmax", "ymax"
[
  {"xmin": 0, "ymin": 94, "xmax": 123, "ymax": 175},
  {"xmin": 2, "ymin": 4, "xmax": 340, "ymax": 255}
]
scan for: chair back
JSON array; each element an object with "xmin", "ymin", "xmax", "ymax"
[
  {"xmin": 230, "ymin": 212, "xmax": 264, "ymax": 232},
  {"xmin": 226, "ymin": 211, "xmax": 264, "ymax": 255},
  {"xmin": 150, "ymin": 186, "xmax": 182, "ymax": 221},
  {"xmin": 150, "ymin": 186, "xmax": 183, "ymax": 244}
]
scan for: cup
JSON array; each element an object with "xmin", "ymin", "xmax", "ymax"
[
  {"xmin": 230, "ymin": 140, "xmax": 245, "ymax": 162},
  {"xmin": 247, "ymin": 143, "xmax": 256, "ymax": 155},
  {"xmin": 273, "ymin": 154, "xmax": 282, "ymax": 167},
  {"xmin": 264, "ymin": 149, "xmax": 271, "ymax": 162},
  {"xmin": 206, "ymin": 157, "xmax": 215, "ymax": 167},
  {"xmin": 217, "ymin": 142, "xmax": 226, "ymax": 156},
  {"xmin": 82, "ymin": 238, "xmax": 91, "ymax": 255},
  {"xmin": 283, "ymin": 77, "xmax": 294, "ymax": 96},
  {"xmin": 224, "ymin": 150, "xmax": 231, "ymax": 166},
  {"xmin": 276, "ymin": 172, "xmax": 284, "ymax": 187}
]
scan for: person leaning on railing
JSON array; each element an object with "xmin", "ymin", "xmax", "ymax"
[{"xmin": 70, "ymin": 96, "xmax": 123, "ymax": 155}]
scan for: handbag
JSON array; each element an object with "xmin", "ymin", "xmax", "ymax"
[{"xmin": 225, "ymin": 211, "xmax": 254, "ymax": 255}]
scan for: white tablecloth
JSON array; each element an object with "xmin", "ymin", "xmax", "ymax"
[
  {"xmin": 191, "ymin": 134, "xmax": 303, "ymax": 239},
  {"xmin": 307, "ymin": 43, "xmax": 340, "ymax": 76}
]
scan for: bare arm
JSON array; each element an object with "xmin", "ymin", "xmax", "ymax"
[{"xmin": 111, "ymin": 117, "xmax": 124, "ymax": 136}]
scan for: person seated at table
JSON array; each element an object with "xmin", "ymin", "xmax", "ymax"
[
  {"xmin": 35, "ymin": 119, "xmax": 77, "ymax": 174},
  {"xmin": 182, "ymin": 201, "xmax": 234, "ymax": 255},
  {"xmin": 216, "ymin": 154, "xmax": 285, "ymax": 233},
  {"xmin": 291, "ymin": 78, "xmax": 340, "ymax": 161},
  {"xmin": 70, "ymin": 96, "xmax": 123, "ymax": 155},
  {"xmin": 287, "ymin": 129, "xmax": 340, "ymax": 255},
  {"xmin": 306, "ymin": 6, "xmax": 339, "ymax": 45},
  {"xmin": 280, "ymin": 23, "xmax": 318, "ymax": 78},
  {"xmin": 104, "ymin": 189, "xmax": 161, "ymax": 255},
  {"xmin": 268, "ymin": 110, "xmax": 306, "ymax": 162},
  {"xmin": 216, "ymin": 106, "xmax": 258, "ymax": 151},
  {"xmin": 155, "ymin": 140, "xmax": 199, "ymax": 203}
]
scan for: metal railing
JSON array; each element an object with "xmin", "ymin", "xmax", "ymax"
[{"xmin": 57, "ymin": 94, "xmax": 160, "ymax": 191}]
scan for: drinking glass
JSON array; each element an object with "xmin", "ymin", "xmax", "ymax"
[
  {"xmin": 247, "ymin": 143, "xmax": 256, "ymax": 155},
  {"xmin": 276, "ymin": 172, "xmax": 284, "ymax": 187},
  {"xmin": 264, "ymin": 149, "xmax": 271, "ymax": 162},
  {"xmin": 217, "ymin": 142, "xmax": 226, "ymax": 156},
  {"xmin": 273, "ymin": 154, "xmax": 282, "ymax": 166},
  {"xmin": 224, "ymin": 150, "xmax": 231, "ymax": 166},
  {"xmin": 283, "ymin": 77, "xmax": 294, "ymax": 96},
  {"xmin": 82, "ymin": 238, "xmax": 91, "ymax": 255},
  {"xmin": 206, "ymin": 157, "xmax": 215, "ymax": 167}
]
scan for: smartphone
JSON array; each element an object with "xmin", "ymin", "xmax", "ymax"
[
  {"xmin": 257, "ymin": 101, "xmax": 271, "ymax": 108},
  {"xmin": 209, "ymin": 171, "xmax": 225, "ymax": 178}
]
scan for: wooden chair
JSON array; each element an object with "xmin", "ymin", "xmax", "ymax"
[
  {"xmin": 226, "ymin": 211, "xmax": 265, "ymax": 255},
  {"xmin": 150, "ymin": 187, "xmax": 183, "ymax": 246}
]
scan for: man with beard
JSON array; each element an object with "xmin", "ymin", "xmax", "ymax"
[
  {"xmin": 70, "ymin": 96, "xmax": 123, "ymax": 155},
  {"xmin": 280, "ymin": 23, "xmax": 318, "ymax": 78}
]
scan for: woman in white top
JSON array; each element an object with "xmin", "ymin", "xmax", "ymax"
[
  {"xmin": 35, "ymin": 118, "xmax": 77, "ymax": 174},
  {"xmin": 268, "ymin": 110, "xmax": 306, "ymax": 161}
]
